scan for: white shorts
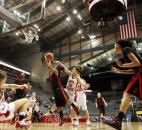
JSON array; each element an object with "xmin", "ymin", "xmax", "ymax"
[
  {"xmin": 29, "ymin": 107, "xmax": 33, "ymax": 114},
  {"xmin": 65, "ymin": 89, "xmax": 75, "ymax": 102},
  {"xmin": 76, "ymin": 92, "xmax": 87, "ymax": 111},
  {"xmin": 0, "ymin": 102, "xmax": 15, "ymax": 121}
]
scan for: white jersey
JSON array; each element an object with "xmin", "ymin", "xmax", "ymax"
[
  {"xmin": 0, "ymin": 101, "xmax": 15, "ymax": 121},
  {"xmin": 65, "ymin": 76, "xmax": 78, "ymax": 102},
  {"xmin": 76, "ymin": 83, "xmax": 85, "ymax": 93},
  {"xmin": 66, "ymin": 76, "xmax": 78, "ymax": 92},
  {"xmin": 75, "ymin": 80, "xmax": 87, "ymax": 110},
  {"xmin": 76, "ymin": 79, "xmax": 86, "ymax": 93}
]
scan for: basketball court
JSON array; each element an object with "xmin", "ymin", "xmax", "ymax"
[{"xmin": 0, "ymin": 122, "xmax": 141, "ymax": 130}]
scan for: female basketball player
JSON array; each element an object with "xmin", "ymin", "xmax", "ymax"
[
  {"xmin": 0, "ymin": 69, "xmax": 32, "ymax": 128},
  {"xmin": 29, "ymin": 92, "xmax": 36, "ymax": 111},
  {"xmin": 104, "ymin": 40, "xmax": 142, "ymax": 130},
  {"xmin": 44, "ymin": 54, "xmax": 79, "ymax": 126},
  {"xmin": 53, "ymin": 61, "xmax": 85, "ymax": 126},
  {"xmin": 96, "ymin": 92, "xmax": 107, "ymax": 121},
  {"xmin": 28, "ymin": 92, "xmax": 36, "ymax": 120}
]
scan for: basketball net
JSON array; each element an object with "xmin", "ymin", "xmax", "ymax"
[{"xmin": 22, "ymin": 27, "xmax": 39, "ymax": 44}]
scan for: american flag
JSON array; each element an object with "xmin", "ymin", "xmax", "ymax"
[{"xmin": 120, "ymin": 11, "xmax": 137, "ymax": 40}]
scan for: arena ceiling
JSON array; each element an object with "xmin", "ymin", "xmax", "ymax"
[{"xmin": 0, "ymin": 0, "xmax": 142, "ymax": 59}]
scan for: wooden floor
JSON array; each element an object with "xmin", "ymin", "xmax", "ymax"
[{"xmin": 0, "ymin": 122, "xmax": 141, "ymax": 130}]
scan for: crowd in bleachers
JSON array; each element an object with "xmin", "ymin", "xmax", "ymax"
[{"xmin": 3, "ymin": 80, "xmax": 142, "ymax": 123}]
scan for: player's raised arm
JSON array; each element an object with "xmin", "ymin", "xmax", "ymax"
[{"xmin": 53, "ymin": 61, "xmax": 72, "ymax": 76}]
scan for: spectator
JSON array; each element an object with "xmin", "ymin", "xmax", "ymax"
[
  {"xmin": 14, "ymin": 73, "xmax": 31, "ymax": 100},
  {"xmin": 33, "ymin": 102, "xmax": 40, "ymax": 122}
]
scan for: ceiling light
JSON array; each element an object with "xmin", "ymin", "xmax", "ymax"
[
  {"xmin": 15, "ymin": 31, "xmax": 20, "ymax": 36},
  {"xmin": 73, "ymin": 9, "xmax": 78, "ymax": 14},
  {"xmin": 118, "ymin": 16, "xmax": 123, "ymax": 21},
  {"xmin": 78, "ymin": 29, "xmax": 82, "ymax": 34},
  {"xmin": 66, "ymin": 16, "xmax": 71, "ymax": 21},
  {"xmin": 16, "ymin": 12, "xmax": 21, "ymax": 16},
  {"xmin": 77, "ymin": 14, "xmax": 82, "ymax": 20},
  {"xmin": 13, "ymin": 10, "xmax": 17, "ymax": 14},
  {"xmin": 56, "ymin": 6, "xmax": 62, "ymax": 11},
  {"xmin": 34, "ymin": 24, "xmax": 39, "ymax": 29},
  {"xmin": 108, "ymin": 57, "xmax": 113, "ymax": 61},
  {"xmin": 89, "ymin": 34, "xmax": 96, "ymax": 39},
  {"xmin": 22, "ymin": 15, "xmax": 26, "ymax": 19},
  {"xmin": 38, "ymin": 28, "xmax": 41, "ymax": 32},
  {"xmin": 13, "ymin": 10, "xmax": 21, "ymax": 16},
  {"xmin": 0, "ymin": 60, "xmax": 30, "ymax": 75}
]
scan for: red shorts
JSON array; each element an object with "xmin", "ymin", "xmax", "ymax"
[
  {"xmin": 98, "ymin": 106, "xmax": 105, "ymax": 116},
  {"xmin": 125, "ymin": 66, "xmax": 142, "ymax": 99}
]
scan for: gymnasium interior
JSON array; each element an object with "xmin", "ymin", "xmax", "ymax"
[{"xmin": 0, "ymin": 0, "xmax": 142, "ymax": 130}]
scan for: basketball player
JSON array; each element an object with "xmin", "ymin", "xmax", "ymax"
[
  {"xmin": 75, "ymin": 79, "xmax": 91, "ymax": 126},
  {"xmin": 96, "ymin": 92, "xmax": 107, "ymax": 121},
  {"xmin": 104, "ymin": 40, "xmax": 142, "ymax": 130},
  {"xmin": 15, "ymin": 72, "xmax": 31, "ymax": 100},
  {"xmin": 0, "ymin": 69, "xmax": 32, "ymax": 128},
  {"xmin": 33, "ymin": 101, "xmax": 40, "ymax": 122},
  {"xmin": 0, "ymin": 70, "xmax": 28, "ymax": 90},
  {"xmin": 29, "ymin": 92, "xmax": 36, "ymax": 118},
  {"xmin": 53, "ymin": 61, "xmax": 84, "ymax": 126},
  {"xmin": 44, "ymin": 54, "xmax": 79, "ymax": 126},
  {"xmin": 12, "ymin": 72, "xmax": 31, "ymax": 124}
]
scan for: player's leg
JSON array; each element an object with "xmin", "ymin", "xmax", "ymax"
[
  {"xmin": 104, "ymin": 92, "xmax": 132, "ymax": 130},
  {"xmin": 80, "ymin": 93, "xmax": 91, "ymax": 125},
  {"xmin": 14, "ymin": 98, "xmax": 32, "ymax": 128}
]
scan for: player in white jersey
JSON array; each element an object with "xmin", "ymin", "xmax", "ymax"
[
  {"xmin": 75, "ymin": 79, "xmax": 91, "ymax": 126},
  {"xmin": 53, "ymin": 61, "xmax": 85, "ymax": 126},
  {"xmin": 29, "ymin": 92, "xmax": 36, "ymax": 122},
  {"xmin": 0, "ymin": 91, "xmax": 32, "ymax": 129},
  {"xmin": 29, "ymin": 92, "xmax": 36, "ymax": 114},
  {"xmin": 0, "ymin": 69, "xmax": 32, "ymax": 128},
  {"xmin": 66, "ymin": 74, "xmax": 79, "ymax": 126}
]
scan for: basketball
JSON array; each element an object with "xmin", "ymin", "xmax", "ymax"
[{"xmin": 45, "ymin": 53, "xmax": 54, "ymax": 61}]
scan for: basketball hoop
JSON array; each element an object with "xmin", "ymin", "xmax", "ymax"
[{"xmin": 22, "ymin": 27, "xmax": 39, "ymax": 44}]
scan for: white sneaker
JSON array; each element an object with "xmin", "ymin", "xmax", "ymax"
[
  {"xmin": 16, "ymin": 120, "xmax": 32, "ymax": 129},
  {"xmin": 73, "ymin": 119, "xmax": 79, "ymax": 126},
  {"xmin": 86, "ymin": 120, "xmax": 91, "ymax": 126}
]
